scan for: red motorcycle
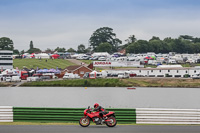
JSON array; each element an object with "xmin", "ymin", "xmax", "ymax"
[{"xmin": 79, "ymin": 106, "xmax": 117, "ymax": 127}]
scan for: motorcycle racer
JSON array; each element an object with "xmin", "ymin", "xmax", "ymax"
[
  {"xmin": 93, "ymin": 103, "xmax": 107, "ymax": 119},
  {"xmin": 79, "ymin": 105, "xmax": 117, "ymax": 127}
]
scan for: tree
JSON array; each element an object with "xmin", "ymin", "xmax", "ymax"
[
  {"xmin": 125, "ymin": 35, "xmax": 137, "ymax": 44},
  {"xmin": 67, "ymin": 48, "xmax": 76, "ymax": 52},
  {"xmin": 30, "ymin": 41, "xmax": 34, "ymax": 49},
  {"xmin": 77, "ymin": 44, "xmax": 86, "ymax": 53},
  {"xmin": 0, "ymin": 37, "xmax": 14, "ymax": 50},
  {"xmin": 149, "ymin": 38, "xmax": 163, "ymax": 53},
  {"xmin": 179, "ymin": 35, "xmax": 194, "ymax": 41},
  {"xmin": 96, "ymin": 43, "xmax": 112, "ymax": 53},
  {"xmin": 85, "ymin": 46, "xmax": 92, "ymax": 53},
  {"xmin": 119, "ymin": 35, "xmax": 137, "ymax": 50},
  {"xmin": 89, "ymin": 27, "xmax": 122, "ymax": 52},
  {"xmin": 45, "ymin": 48, "xmax": 54, "ymax": 54},
  {"xmin": 126, "ymin": 40, "xmax": 148, "ymax": 54},
  {"xmin": 26, "ymin": 41, "xmax": 41, "ymax": 54},
  {"xmin": 149, "ymin": 36, "xmax": 160, "ymax": 41},
  {"xmin": 20, "ymin": 50, "xmax": 25, "ymax": 55},
  {"xmin": 55, "ymin": 47, "xmax": 66, "ymax": 52},
  {"xmin": 13, "ymin": 49, "xmax": 20, "ymax": 55},
  {"xmin": 27, "ymin": 48, "xmax": 41, "ymax": 54}
]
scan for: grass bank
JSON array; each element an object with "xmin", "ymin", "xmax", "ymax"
[
  {"xmin": 13, "ymin": 58, "xmax": 76, "ymax": 69},
  {"xmin": 20, "ymin": 78, "xmax": 200, "ymax": 87},
  {"xmin": 0, "ymin": 82, "xmax": 12, "ymax": 87},
  {"xmin": 21, "ymin": 79, "xmax": 128, "ymax": 87}
]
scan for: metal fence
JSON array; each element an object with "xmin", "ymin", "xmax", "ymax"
[{"xmin": 1, "ymin": 106, "xmax": 200, "ymax": 124}]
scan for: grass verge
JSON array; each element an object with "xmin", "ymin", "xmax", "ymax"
[
  {"xmin": 21, "ymin": 79, "xmax": 128, "ymax": 87},
  {"xmin": 20, "ymin": 78, "xmax": 200, "ymax": 87}
]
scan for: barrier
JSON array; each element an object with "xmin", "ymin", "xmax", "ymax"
[
  {"xmin": 0, "ymin": 106, "xmax": 13, "ymax": 122},
  {"xmin": 136, "ymin": 108, "xmax": 200, "ymax": 124},
  {"xmin": 3, "ymin": 107, "xmax": 200, "ymax": 124},
  {"xmin": 13, "ymin": 107, "xmax": 136, "ymax": 124}
]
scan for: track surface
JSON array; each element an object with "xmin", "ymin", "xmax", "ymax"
[{"xmin": 0, "ymin": 125, "xmax": 200, "ymax": 133}]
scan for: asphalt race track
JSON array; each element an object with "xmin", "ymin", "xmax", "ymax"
[{"xmin": 0, "ymin": 125, "xmax": 200, "ymax": 133}]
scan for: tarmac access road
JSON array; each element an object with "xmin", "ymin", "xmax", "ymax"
[{"xmin": 1, "ymin": 125, "xmax": 200, "ymax": 133}]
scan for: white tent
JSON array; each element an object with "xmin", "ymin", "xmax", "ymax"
[
  {"xmin": 92, "ymin": 52, "xmax": 110, "ymax": 57},
  {"xmin": 35, "ymin": 53, "xmax": 50, "ymax": 59}
]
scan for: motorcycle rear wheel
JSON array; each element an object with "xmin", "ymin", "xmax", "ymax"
[
  {"xmin": 106, "ymin": 116, "xmax": 117, "ymax": 127},
  {"xmin": 79, "ymin": 117, "xmax": 90, "ymax": 127}
]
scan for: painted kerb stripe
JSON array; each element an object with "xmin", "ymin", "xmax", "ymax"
[
  {"xmin": 0, "ymin": 106, "xmax": 13, "ymax": 122},
  {"xmin": 136, "ymin": 108, "xmax": 200, "ymax": 124}
]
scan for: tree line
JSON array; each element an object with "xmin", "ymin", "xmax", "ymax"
[{"xmin": 1, "ymin": 27, "xmax": 200, "ymax": 54}]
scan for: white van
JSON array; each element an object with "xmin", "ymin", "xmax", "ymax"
[
  {"xmin": 63, "ymin": 73, "xmax": 75, "ymax": 79},
  {"xmin": 11, "ymin": 76, "xmax": 21, "ymax": 82},
  {"xmin": 192, "ymin": 74, "xmax": 200, "ymax": 79},
  {"xmin": 168, "ymin": 59, "xmax": 176, "ymax": 64}
]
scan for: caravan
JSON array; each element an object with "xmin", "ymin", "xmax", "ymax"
[
  {"xmin": 118, "ymin": 71, "xmax": 130, "ymax": 79},
  {"xmin": 63, "ymin": 72, "xmax": 80, "ymax": 79},
  {"xmin": 89, "ymin": 71, "xmax": 107, "ymax": 79}
]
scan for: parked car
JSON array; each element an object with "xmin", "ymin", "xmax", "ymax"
[
  {"xmin": 186, "ymin": 59, "xmax": 196, "ymax": 64},
  {"xmin": 83, "ymin": 72, "xmax": 90, "ymax": 78},
  {"xmin": 90, "ymin": 56, "xmax": 99, "ymax": 60},
  {"xmin": 98, "ymin": 57, "xmax": 106, "ymax": 61},
  {"xmin": 192, "ymin": 74, "xmax": 200, "ymax": 79},
  {"xmin": 168, "ymin": 59, "xmax": 176, "ymax": 64},
  {"xmin": 27, "ymin": 77, "xmax": 43, "ymax": 82},
  {"xmin": 0, "ymin": 74, "xmax": 3, "ymax": 81},
  {"xmin": 196, "ymin": 59, "xmax": 200, "ymax": 63},
  {"xmin": 5, "ymin": 77, "xmax": 12, "ymax": 82},
  {"xmin": 82, "ymin": 55, "xmax": 90, "ymax": 60}
]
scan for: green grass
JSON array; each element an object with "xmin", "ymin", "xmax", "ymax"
[
  {"xmin": 0, "ymin": 122, "xmax": 78, "ymax": 125},
  {"xmin": 13, "ymin": 59, "xmax": 76, "ymax": 69},
  {"xmin": 0, "ymin": 82, "xmax": 12, "ymax": 87},
  {"xmin": 21, "ymin": 78, "xmax": 128, "ymax": 87},
  {"xmin": 20, "ymin": 78, "xmax": 200, "ymax": 88},
  {"xmin": 79, "ymin": 60, "xmax": 95, "ymax": 64}
]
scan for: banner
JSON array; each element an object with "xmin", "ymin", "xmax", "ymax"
[{"xmin": 93, "ymin": 61, "xmax": 143, "ymax": 67}]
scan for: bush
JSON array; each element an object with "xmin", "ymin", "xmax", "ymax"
[{"xmin": 184, "ymin": 74, "xmax": 190, "ymax": 78}]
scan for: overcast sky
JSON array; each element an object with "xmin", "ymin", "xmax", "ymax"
[{"xmin": 1, "ymin": 0, "xmax": 200, "ymax": 51}]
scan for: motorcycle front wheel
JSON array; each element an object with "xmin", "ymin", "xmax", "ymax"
[
  {"xmin": 106, "ymin": 116, "xmax": 117, "ymax": 127},
  {"xmin": 79, "ymin": 117, "xmax": 90, "ymax": 127}
]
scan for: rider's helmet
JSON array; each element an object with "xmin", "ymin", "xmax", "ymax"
[{"xmin": 94, "ymin": 103, "xmax": 99, "ymax": 108}]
